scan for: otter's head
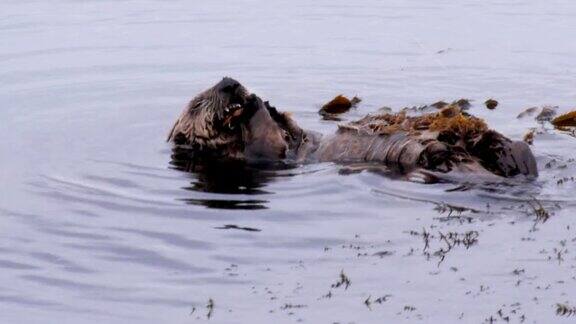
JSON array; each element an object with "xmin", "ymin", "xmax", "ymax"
[{"xmin": 170, "ymin": 78, "xmax": 309, "ymax": 162}]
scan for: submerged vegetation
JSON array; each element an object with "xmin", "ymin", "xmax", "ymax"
[
  {"xmin": 406, "ymin": 227, "xmax": 480, "ymax": 266},
  {"xmin": 556, "ymin": 304, "xmax": 576, "ymax": 317}
]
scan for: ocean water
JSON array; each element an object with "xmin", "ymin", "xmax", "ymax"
[{"xmin": 2, "ymin": 0, "xmax": 576, "ymax": 323}]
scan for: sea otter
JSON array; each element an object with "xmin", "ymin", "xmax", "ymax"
[{"xmin": 168, "ymin": 78, "xmax": 538, "ymax": 183}]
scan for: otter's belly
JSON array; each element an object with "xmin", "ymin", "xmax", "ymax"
[{"xmin": 316, "ymin": 132, "xmax": 426, "ymax": 173}]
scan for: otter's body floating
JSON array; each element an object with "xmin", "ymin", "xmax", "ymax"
[{"xmin": 168, "ymin": 78, "xmax": 538, "ymax": 183}]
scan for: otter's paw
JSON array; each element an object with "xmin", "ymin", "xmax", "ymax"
[{"xmin": 222, "ymin": 103, "xmax": 244, "ymax": 130}]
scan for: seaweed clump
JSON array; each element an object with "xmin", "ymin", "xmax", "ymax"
[
  {"xmin": 430, "ymin": 108, "xmax": 487, "ymax": 137},
  {"xmin": 342, "ymin": 104, "xmax": 487, "ymax": 142},
  {"xmin": 319, "ymin": 95, "xmax": 361, "ymax": 119},
  {"xmin": 485, "ymin": 99, "xmax": 498, "ymax": 110},
  {"xmin": 552, "ymin": 110, "xmax": 576, "ymax": 128}
]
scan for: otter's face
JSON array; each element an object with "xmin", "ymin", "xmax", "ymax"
[
  {"xmin": 201, "ymin": 77, "xmax": 250, "ymax": 124},
  {"xmin": 177, "ymin": 78, "xmax": 298, "ymax": 161}
]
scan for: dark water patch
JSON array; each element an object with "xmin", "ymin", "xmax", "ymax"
[
  {"xmin": 169, "ymin": 152, "xmax": 308, "ymax": 209},
  {"xmin": 169, "ymin": 149, "xmax": 300, "ymax": 195},
  {"xmin": 173, "ymin": 166, "xmax": 274, "ymax": 195},
  {"xmin": 214, "ymin": 224, "xmax": 262, "ymax": 232},
  {"xmin": 180, "ymin": 198, "xmax": 269, "ymax": 210}
]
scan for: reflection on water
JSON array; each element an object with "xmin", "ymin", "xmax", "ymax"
[{"xmin": 169, "ymin": 147, "xmax": 299, "ymax": 209}]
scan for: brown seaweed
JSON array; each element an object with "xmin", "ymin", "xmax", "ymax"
[
  {"xmin": 484, "ymin": 99, "xmax": 498, "ymax": 110},
  {"xmin": 343, "ymin": 107, "xmax": 487, "ymax": 140},
  {"xmin": 319, "ymin": 95, "xmax": 361, "ymax": 116},
  {"xmin": 454, "ymin": 98, "xmax": 471, "ymax": 110},
  {"xmin": 551, "ymin": 110, "xmax": 576, "ymax": 128}
]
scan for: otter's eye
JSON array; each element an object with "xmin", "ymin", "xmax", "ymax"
[
  {"xmin": 284, "ymin": 131, "xmax": 291, "ymax": 142},
  {"xmin": 221, "ymin": 84, "xmax": 238, "ymax": 94}
]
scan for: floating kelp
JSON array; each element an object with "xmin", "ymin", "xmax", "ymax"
[
  {"xmin": 438, "ymin": 104, "xmax": 460, "ymax": 118},
  {"xmin": 341, "ymin": 105, "xmax": 487, "ymax": 140},
  {"xmin": 401, "ymin": 99, "xmax": 470, "ymax": 115},
  {"xmin": 551, "ymin": 110, "xmax": 576, "ymax": 128},
  {"xmin": 485, "ymin": 99, "xmax": 498, "ymax": 110},
  {"xmin": 429, "ymin": 107, "xmax": 488, "ymax": 137},
  {"xmin": 330, "ymin": 270, "xmax": 351, "ymax": 290},
  {"xmin": 214, "ymin": 224, "xmax": 262, "ymax": 232},
  {"xmin": 454, "ymin": 98, "xmax": 471, "ymax": 110},
  {"xmin": 319, "ymin": 95, "xmax": 361, "ymax": 117}
]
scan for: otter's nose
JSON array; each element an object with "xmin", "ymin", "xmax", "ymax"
[{"xmin": 217, "ymin": 77, "xmax": 241, "ymax": 93}]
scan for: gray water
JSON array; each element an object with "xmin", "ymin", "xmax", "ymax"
[{"xmin": 2, "ymin": 1, "xmax": 576, "ymax": 323}]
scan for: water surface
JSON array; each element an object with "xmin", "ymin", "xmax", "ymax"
[{"xmin": 2, "ymin": 1, "xmax": 576, "ymax": 323}]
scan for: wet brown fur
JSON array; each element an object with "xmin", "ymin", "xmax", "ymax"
[
  {"xmin": 167, "ymin": 78, "xmax": 306, "ymax": 160},
  {"xmin": 167, "ymin": 79, "xmax": 250, "ymax": 157}
]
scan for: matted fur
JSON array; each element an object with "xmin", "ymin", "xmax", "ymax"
[{"xmin": 167, "ymin": 78, "xmax": 249, "ymax": 154}]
